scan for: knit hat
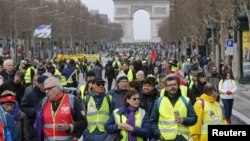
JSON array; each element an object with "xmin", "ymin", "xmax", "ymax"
[
  {"xmin": 116, "ymin": 73, "xmax": 128, "ymax": 84},
  {"xmin": 92, "ymin": 77, "xmax": 106, "ymax": 84},
  {"xmin": 15, "ymin": 71, "xmax": 24, "ymax": 80},
  {"xmin": 0, "ymin": 90, "xmax": 16, "ymax": 103}
]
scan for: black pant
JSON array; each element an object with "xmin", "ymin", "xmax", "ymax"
[{"xmin": 107, "ymin": 77, "xmax": 113, "ymax": 91}]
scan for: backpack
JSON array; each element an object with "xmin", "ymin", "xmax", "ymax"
[
  {"xmin": 40, "ymin": 94, "xmax": 75, "ymax": 113},
  {"xmin": 0, "ymin": 106, "xmax": 12, "ymax": 141},
  {"xmin": 84, "ymin": 95, "xmax": 112, "ymax": 115},
  {"xmin": 114, "ymin": 62, "xmax": 119, "ymax": 70}
]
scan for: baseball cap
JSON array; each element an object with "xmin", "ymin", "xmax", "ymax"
[{"xmin": 92, "ymin": 77, "xmax": 106, "ymax": 84}]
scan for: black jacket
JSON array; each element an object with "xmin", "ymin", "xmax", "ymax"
[
  {"xmin": 0, "ymin": 80, "xmax": 25, "ymax": 105},
  {"xmin": 140, "ymin": 89, "xmax": 159, "ymax": 117},
  {"xmin": 0, "ymin": 70, "xmax": 16, "ymax": 82}
]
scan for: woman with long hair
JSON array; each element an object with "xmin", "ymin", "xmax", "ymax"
[{"xmin": 218, "ymin": 70, "xmax": 237, "ymax": 124}]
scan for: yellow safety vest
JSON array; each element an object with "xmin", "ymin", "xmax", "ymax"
[
  {"xmin": 158, "ymin": 96, "xmax": 189, "ymax": 140},
  {"xmin": 80, "ymin": 84, "xmax": 86, "ymax": 99},
  {"xmin": 112, "ymin": 61, "xmax": 121, "ymax": 71},
  {"xmin": 160, "ymin": 88, "xmax": 165, "ymax": 97},
  {"xmin": 121, "ymin": 69, "xmax": 133, "ymax": 82},
  {"xmin": 24, "ymin": 67, "xmax": 32, "ymax": 84},
  {"xmin": 86, "ymin": 96, "xmax": 111, "ymax": 133},
  {"xmin": 180, "ymin": 85, "xmax": 187, "ymax": 96},
  {"xmin": 54, "ymin": 69, "xmax": 61, "ymax": 77},
  {"xmin": 113, "ymin": 108, "xmax": 145, "ymax": 141},
  {"xmin": 54, "ymin": 69, "xmax": 67, "ymax": 86},
  {"xmin": 160, "ymin": 86, "xmax": 187, "ymax": 97},
  {"xmin": 200, "ymin": 100, "xmax": 223, "ymax": 135}
]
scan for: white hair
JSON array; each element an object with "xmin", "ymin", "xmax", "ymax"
[
  {"xmin": 44, "ymin": 76, "xmax": 63, "ymax": 90},
  {"xmin": 136, "ymin": 70, "xmax": 144, "ymax": 78},
  {"xmin": 3, "ymin": 59, "xmax": 13, "ymax": 69}
]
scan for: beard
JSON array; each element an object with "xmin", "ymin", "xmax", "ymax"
[{"xmin": 169, "ymin": 88, "xmax": 177, "ymax": 95}]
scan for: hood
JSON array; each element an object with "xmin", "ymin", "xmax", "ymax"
[{"xmin": 196, "ymin": 93, "xmax": 216, "ymax": 103}]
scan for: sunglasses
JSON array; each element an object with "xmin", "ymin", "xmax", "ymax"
[
  {"xmin": 95, "ymin": 83, "xmax": 105, "ymax": 87},
  {"xmin": 132, "ymin": 98, "xmax": 140, "ymax": 101}
]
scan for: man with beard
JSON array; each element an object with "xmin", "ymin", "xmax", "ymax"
[
  {"xmin": 150, "ymin": 76, "xmax": 197, "ymax": 141},
  {"xmin": 206, "ymin": 65, "xmax": 220, "ymax": 89},
  {"xmin": 206, "ymin": 65, "xmax": 221, "ymax": 102}
]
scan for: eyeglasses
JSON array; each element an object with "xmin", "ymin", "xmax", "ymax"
[
  {"xmin": 44, "ymin": 86, "xmax": 56, "ymax": 91},
  {"xmin": 132, "ymin": 98, "xmax": 140, "ymax": 101},
  {"xmin": 95, "ymin": 83, "xmax": 105, "ymax": 87}
]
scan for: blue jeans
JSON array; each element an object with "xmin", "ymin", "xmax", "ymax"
[{"xmin": 222, "ymin": 98, "xmax": 234, "ymax": 121}]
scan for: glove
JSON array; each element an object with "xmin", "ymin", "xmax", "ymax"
[{"xmin": 226, "ymin": 91, "xmax": 232, "ymax": 95}]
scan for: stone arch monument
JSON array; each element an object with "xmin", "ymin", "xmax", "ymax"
[{"xmin": 113, "ymin": 0, "xmax": 170, "ymax": 42}]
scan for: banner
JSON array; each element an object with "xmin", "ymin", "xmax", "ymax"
[
  {"xmin": 84, "ymin": 54, "xmax": 100, "ymax": 62},
  {"xmin": 55, "ymin": 54, "xmax": 99, "ymax": 62},
  {"xmin": 34, "ymin": 24, "xmax": 52, "ymax": 38},
  {"xmin": 55, "ymin": 54, "xmax": 84, "ymax": 62}
]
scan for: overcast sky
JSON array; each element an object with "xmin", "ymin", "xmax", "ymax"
[{"xmin": 81, "ymin": 0, "xmax": 150, "ymax": 40}]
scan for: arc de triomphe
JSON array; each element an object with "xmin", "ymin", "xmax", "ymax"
[{"xmin": 113, "ymin": 0, "xmax": 170, "ymax": 42}]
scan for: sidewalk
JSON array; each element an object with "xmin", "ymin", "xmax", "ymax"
[{"xmin": 230, "ymin": 83, "xmax": 250, "ymax": 124}]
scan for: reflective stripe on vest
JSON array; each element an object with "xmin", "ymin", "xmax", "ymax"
[
  {"xmin": 67, "ymin": 70, "xmax": 77, "ymax": 84},
  {"xmin": 24, "ymin": 67, "xmax": 32, "ymax": 84},
  {"xmin": 200, "ymin": 100, "xmax": 224, "ymax": 135},
  {"xmin": 43, "ymin": 94, "xmax": 74, "ymax": 140},
  {"xmin": 113, "ymin": 108, "xmax": 145, "ymax": 141},
  {"xmin": 80, "ymin": 84, "xmax": 86, "ymax": 99},
  {"xmin": 158, "ymin": 96, "xmax": 189, "ymax": 140},
  {"xmin": 86, "ymin": 96, "xmax": 110, "ymax": 133}
]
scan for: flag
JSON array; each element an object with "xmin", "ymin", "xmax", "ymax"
[
  {"xmin": 34, "ymin": 24, "xmax": 52, "ymax": 38},
  {"xmin": 150, "ymin": 48, "xmax": 157, "ymax": 61}
]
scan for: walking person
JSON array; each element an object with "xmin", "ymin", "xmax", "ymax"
[
  {"xmin": 36, "ymin": 77, "xmax": 87, "ymax": 140},
  {"xmin": 150, "ymin": 76, "xmax": 197, "ymax": 141},
  {"xmin": 218, "ymin": 70, "xmax": 237, "ymax": 124},
  {"xmin": 190, "ymin": 83, "xmax": 226, "ymax": 141},
  {"xmin": 105, "ymin": 89, "xmax": 151, "ymax": 141},
  {"xmin": 105, "ymin": 61, "xmax": 115, "ymax": 91},
  {"xmin": 82, "ymin": 77, "xmax": 114, "ymax": 141},
  {"xmin": 0, "ymin": 90, "xmax": 30, "ymax": 141}
]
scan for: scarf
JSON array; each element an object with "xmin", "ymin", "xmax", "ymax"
[{"xmin": 127, "ymin": 106, "xmax": 137, "ymax": 141}]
